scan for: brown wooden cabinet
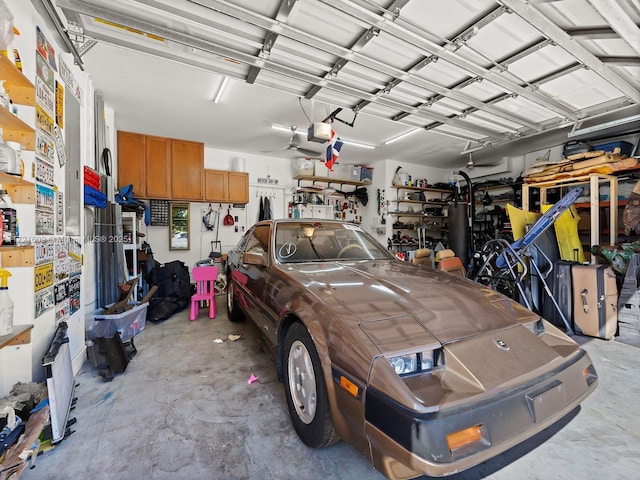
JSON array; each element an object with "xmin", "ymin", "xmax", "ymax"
[
  {"xmin": 229, "ymin": 172, "xmax": 249, "ymax": 203},
  {"xmin": 171, "ymin": 139, "xmax": 204, "ymax": 200},
  {"xmin": 117, "ymin": 131, "xmax": 146, "ymax": 194},
  {"xmin": 144, "ymin": 135, "xmax": 171, "ymax": 198},
  {"xmin": 117, "ymin": 131, "xmax": 204, "ymax": 201},
  {"xmin": 117, "ymin": 131, "xmax": 247, "ymax": 203},
  {"xmin": 205, "ymin": 169, "xmax": 248, "ymax": 203}
]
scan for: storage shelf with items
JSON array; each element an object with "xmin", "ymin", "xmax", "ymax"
[
  {"xmin": 0, "ymin": 55, "xmax": 35, "ymax": 151},
  {"xmin": 293, "ymin": 174, "xmax": 369, "ymax": 188},
  {"xmin": 389, "ymin": 185, "xmax": 452, "ymax": 250},
  {"xmin": 293, "ymin": 175, "xmax": 368, "ymax": 224},
  {"xmin": 522, "ymin": 173, "xmax": 618, "ymax": 253},
  {"xmin": 0, "ymin": 171, "xmax": 35, "ymax": 203},
  {"xmin": 121, "ymin": 212, "xmax": 144, "ymax": 300},
  {"xmin": 0, "ymin": 173, "xmax": 35, "ymax": 267},
  {"xmin": 473, "ymin": 183, "xmax": 519, "ymax": 207},
  {"xmin": 457, "ymin": 180, "xmax": 521, "ymax": 242}
]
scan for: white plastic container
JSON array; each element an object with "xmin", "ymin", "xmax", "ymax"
[
  {"xmin": 5, "ymin": 140, "xmax": 19, "ymax": 174},
  {"xmin": 0, "ymin": 134, "xmax": 16, "ymax": 173},
  {"xmin": 0, "ymin": 81, "xmax": 8, "ymax": 110},
  {"xmin": 0, "ymin": 269, "xmax": 14, "ymax": 336},
  {"xmin": 233, "ymin": 157, "xmax": 246, "ymax": 172}
]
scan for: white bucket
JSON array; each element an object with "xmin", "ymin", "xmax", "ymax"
[{"xmin": 233, "ymin": 157, "xmax": 246, "ymax": 172}]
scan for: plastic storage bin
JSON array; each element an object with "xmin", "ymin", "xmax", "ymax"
[
  {"xmin": 359, "ymin": 166, "xmax": 374, "ymax": 182},
  {"xmin": 593, "ymin": 141, "xmax": 633, "ymax": 157},
  {"xmin": 86, "ymin": 302, "xmax": 148, "ymax": 342}
]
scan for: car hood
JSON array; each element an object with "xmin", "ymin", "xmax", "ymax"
[{"xmin": 283, "ymin": 260, "xmax": 538, "ymax": 345}]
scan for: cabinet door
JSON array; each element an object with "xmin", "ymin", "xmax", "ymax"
[
  {"xmin": 228, "ymin": 172, "xmax": 249, "ymax": 203},
  {"xmin": 144, "ymin": 135, "xmax": 171, "ymax": 198},
  {"xmin": 117, "ymin": 131, "xmax": 145, "ymax": 192},
  {"xmin": 171, "ymin": 139, "xmax": 204, "ymax": 200},
  {"xmin": 204, "ymin": 169, "xmax": 228, "ymax": 202}
]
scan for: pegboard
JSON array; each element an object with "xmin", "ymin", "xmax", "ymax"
[{"xmin": 149, "ymin": 199, "xmax": 170, "ymax": 226}]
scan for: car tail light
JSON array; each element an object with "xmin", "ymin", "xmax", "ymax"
[{"xmin": 446, "ymin": 425, "xmax": 483, "ymax": 451}]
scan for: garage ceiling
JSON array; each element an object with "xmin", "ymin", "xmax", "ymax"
[{"xmin": 54, "ymin": 0, "xmax": 640, "ymax": 169}]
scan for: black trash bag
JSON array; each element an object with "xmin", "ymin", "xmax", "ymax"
[{"xmin": 147, "ymin": 261, "xmax": 191, "ymax": 322}]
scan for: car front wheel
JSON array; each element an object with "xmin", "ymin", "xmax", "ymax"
[
  {"xmin": 226, "ymin": 275, "xmax": 245, "ymax": 322},
  {"xmin": 283, "ymin": 322, "xmax": 339, "ymax": 448}
]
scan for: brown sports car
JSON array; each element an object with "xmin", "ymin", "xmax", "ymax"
[{"xmin": 225, "ymin": 219, "xmax": 597, "ymax": 479}]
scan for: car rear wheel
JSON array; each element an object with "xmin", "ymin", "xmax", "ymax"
[
  {"xmin": 226, "ymin": 276, "xmax": 245, "ymax": 322},
  {"xmin": 284, "ymin": 322, "xmax": 339, "ymax": 448}
]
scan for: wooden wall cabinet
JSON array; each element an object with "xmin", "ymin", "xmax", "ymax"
[
  {"xmin": 117, "ymin": 131, "xmax": 204, "ymax": 201},
  {"xmin": 117, "ymin": 131, "xmax": 146, "ymax": 195},
  {"xmin": 205, "ymin": 169, "xmax": 248, "ymax": 203},
  {"xmin": 171, "ymin": 139, "xmax": 204, "ymax": 200},
  {"xmin": 144, "ymin": 135, "xmax": 171, "ymax": 198}
]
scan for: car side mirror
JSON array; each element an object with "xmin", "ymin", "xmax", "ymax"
[{"xmin": 243, "ymin": 251, "xmax": 268, "ymax": 267}]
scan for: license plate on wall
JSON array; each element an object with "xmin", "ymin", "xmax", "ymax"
[
  {"xmin": 36, "ymin": 210, "xmax": 55, "ymax": 235},
  {"xmin": 35, "ymin": 262, "xmax": 54, "ymax": 292},
  {"xmin": 36, "ymin": 184, "xmax": 55, "ymax": 211},
  {"xmin": 36, "ymin": 158, "xmax": 55, "ymax": 185},
  {"xmin": 34, "ymin": 239, "xmax": 56, "ymax": 265},
  {"xmin": 36, "ymin": 130, "xmax": 55, "ymax": 164},
  {"xmin": 35, "ymin": 286, "xmax": 54, "ymax": 318}
]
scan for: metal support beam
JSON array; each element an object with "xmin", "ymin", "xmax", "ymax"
[
  {"xmin": 305, "ymin": 26, "xmax": 381, "ymax": 99},
  {"xmin": 305, "ymin": 0, "xmax": 408, "ymax": 99},
  {"xmin": 566, "ymin": 26, "xmax": 625, "ymax": 39},
  {"xmin": 599, "ymin": 56, "xmax": 640, "ymax": 66},
  {"xmin": 319, "ymin": 0, "xmax": 580, "ymax": 120},
  {"xmin": 31, "ymin": 0, "xmax": 84, "ymax": 69},
  {"xmin": 55, "ymin": 0, "xmax": 497, "ymax": 139},
  {"xmin": 498, "ymin": 0, "xmax": 640, "ymax": 103},
  {"xmin": 246, "ymin": 0, "xmax": 298, "ymax": 84},
  {"xmin": 585, "ymin": 0, "xmax": 640, "ymax": 57}
]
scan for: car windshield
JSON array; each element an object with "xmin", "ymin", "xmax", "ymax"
[{"xmin": 274, "ymin": 222, "xmax": 393, "ymax": 263}]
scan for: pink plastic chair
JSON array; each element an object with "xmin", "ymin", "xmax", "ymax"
[{"xmin": 190, "ymin": 265, "xmax": 219, "ymax": 321}]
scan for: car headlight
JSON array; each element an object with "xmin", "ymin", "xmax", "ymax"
[{"xmin": 387, "ymin": 349, "xmax": 444, "ymax": 376}]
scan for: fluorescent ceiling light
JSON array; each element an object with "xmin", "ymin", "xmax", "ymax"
[
  {"xmin": 384, "ymin": 128, "xmax": 421, "ymax": 145},
  {"xmin": 271, "ymin": 124, "xmax": 303, "ymax": 135},
  {"xmin": 340, "ymin": 139, "xmax": 376, "ymax": 149},
  {"xmin": 212, "ymin": 76, "xmax": 229, "ymax": 103}
]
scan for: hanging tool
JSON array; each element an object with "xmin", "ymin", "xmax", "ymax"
[
  {"xmin": 210, "ymin": 204, "xmax": 222, "ymax": 259},
  {"xmin": 223, "ymin": 205, "xmax": 234, "ymax": 226}
]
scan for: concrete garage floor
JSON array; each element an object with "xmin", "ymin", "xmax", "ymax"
[{"xmin": 22, "ymin": 298, "xmax": 640, "ymax": 480}]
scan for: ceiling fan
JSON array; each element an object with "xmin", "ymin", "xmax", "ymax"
[
  {"xmin": 262, "ymin": 125, "xmax": 323, "ymax": 157},
  {"xmin": 464, "ymin": 152, "xmax": 504, "ymax": 169}
]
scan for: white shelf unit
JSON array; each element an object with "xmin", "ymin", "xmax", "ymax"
[{"xmin": 122, "ymin": 212, "xmax": 139, "ymax": 283}]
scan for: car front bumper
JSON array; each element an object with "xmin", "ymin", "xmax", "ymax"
[{"xmin": 364, "ymin": 348, "xmax": 597, "ymax": 478}]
